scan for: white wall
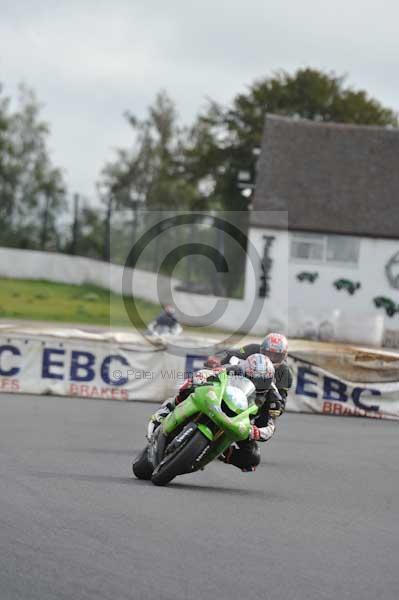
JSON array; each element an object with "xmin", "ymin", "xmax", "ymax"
[
  {"xmin": 245, "ymin": 227, "xmax": 289, "ymax": 333},
  {"xmin": 248, "ymin": 228, "xmax": 399, "ymax": 346},
  {"xmin": 0, "ymin": 246, "xmax": 177, "ymax": 300}
]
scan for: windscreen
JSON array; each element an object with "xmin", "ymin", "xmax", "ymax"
[{"xmin": 226, "ymin": 375, "xmax": 256, "ymax": 406}]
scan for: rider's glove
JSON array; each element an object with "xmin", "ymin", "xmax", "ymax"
[
  {"xmin": 249, "ymin": 420, "xmax": 276, "ymax": 442},
  {"xmin": 249, "ymin": 425, "xmax": 261, "ymax": 441},
  {"xmin": 268, "ymin": 398, "xmax": 283, "ymax": 418},
  {"xmin": 146, "ymin": 403, "xmax": 172, "ymax": 440}
]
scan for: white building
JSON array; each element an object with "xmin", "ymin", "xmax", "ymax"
[{"xmin": 246, "ymin": 115, "xmax": 399, "ymax": 348}]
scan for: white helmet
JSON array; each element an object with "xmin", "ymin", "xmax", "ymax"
[
  {"xmin": 192, "ymin": 369, "xmax": 215, "ymax": 385},
  {"xmin": 242, "ymin": 353, "xmax": 275, "ymax": 392},
  {"xmin": 261, "ymin": 333, "xmax": 288, "ymax": 366}
]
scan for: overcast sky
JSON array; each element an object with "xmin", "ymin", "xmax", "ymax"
[{"xmin": 1, "ymin": 0, "xmax": 398, "ymax": 202}]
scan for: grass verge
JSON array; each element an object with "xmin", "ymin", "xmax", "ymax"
[{"xmin": 0, "ymin": 277, "xmax": 161, "ymax": 327}]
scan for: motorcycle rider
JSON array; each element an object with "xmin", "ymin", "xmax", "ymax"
[
  {"xmin": 154, "ymin": 304, "xmax": 179, "ymax": 329},
  {"xmin": 147, "ymin": 304, "xmax": 181, "ymax": 336},
  {"xmin": 220, "ymin": 353, "xmax": 281, "ymax": 471},
  {"xmin": 208, "ymin": 333, "xmax": 292, "ymax": 409},
  {"xmin": 147, "ymin": 353, "xmax": 282, "ymax": 472}
]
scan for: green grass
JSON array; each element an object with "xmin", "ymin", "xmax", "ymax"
[
  {"xmin": 0, "ymin": 277, "xmax": 161, "ymax": 327},
  {"xmin": 0, "ymin": 277, "xmax": 244, "ymax": 338}
]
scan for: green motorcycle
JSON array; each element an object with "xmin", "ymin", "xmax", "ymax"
[{"xmin": 132, "ymin": 371, "xmax": 259, "ymax": 486}]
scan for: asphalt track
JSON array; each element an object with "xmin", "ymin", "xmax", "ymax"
[{"xmin": 0, "ymin": 393, "xmax": 398, "ymax": 600}]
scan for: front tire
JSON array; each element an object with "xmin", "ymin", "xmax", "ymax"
[
  {"xmin": 132, "ymin": 446, "xmax": 154, "ymax": 480},
  {"xmin": 151, "ymin": 430, "xmax": 209, "ymax": 487}
]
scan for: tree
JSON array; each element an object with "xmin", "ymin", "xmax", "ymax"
[
  {"xmin": 63, "ymin": 200, "xmax": 105, "ymax": 259},
  {"xmin": 186, "ymin": 68, "xmax": 398, "ymax": 211},
  {"xmin": 0, "ymin": 85, "xmax": 17, "ymax": 241},
  {"xmin": 99, "ymin": 90, "xmax": 198, "ymax": 216},
  {"xmin": 98, "ymin": 91, "xmax": 206, "ymax": 267},
  {"xmin": 0, "ymin": 84, "xmax": 66, "ymax": 250}
]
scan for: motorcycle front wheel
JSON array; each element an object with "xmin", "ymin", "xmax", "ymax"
[
  {"xmin": 151, "ymin": 430, "xmax": 209, "ymax": 487},
  {"xmin": 132, "ymin": 446, "xmax": 154, "ymax": 480}
]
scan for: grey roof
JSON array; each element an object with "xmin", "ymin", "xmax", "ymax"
[{"xmin": 252, "ymin": 114, "xmax": 399, "ymax": 238}]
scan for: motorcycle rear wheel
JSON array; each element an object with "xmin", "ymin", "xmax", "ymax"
[{"xmin": 151, "ymin": 430, "xmax": 209, "ymax": 486}]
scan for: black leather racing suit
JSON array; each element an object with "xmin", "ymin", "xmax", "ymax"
[{"xmin": 216, "ymin": 344, "xmax": 293, "ymax": 471}]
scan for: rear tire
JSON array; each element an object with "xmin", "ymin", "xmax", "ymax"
[
  {"xmin": 132, "ymin": 447, "xmax": 154, "ymax": 480},
  {"xmin": 151, "ymin": 430, "xmax": 209, "ymax": 487}
]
